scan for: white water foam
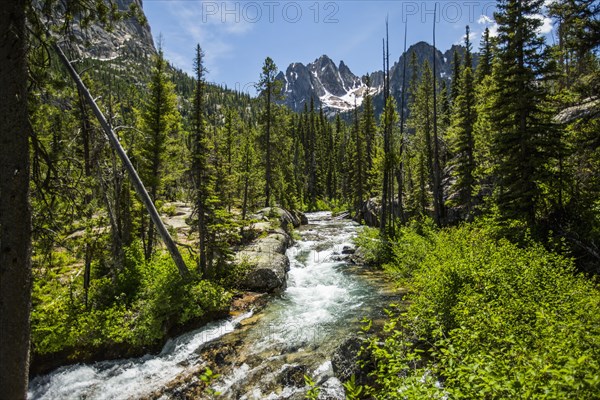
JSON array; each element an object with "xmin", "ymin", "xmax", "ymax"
[{"xmin": 28, "ymin": 311, "xmax": 253, "ymax": 400}]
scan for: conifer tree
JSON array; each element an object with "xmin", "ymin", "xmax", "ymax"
[
  {"xmin": 190, "ymin": 44, "xmax": 213, "ymax": 274},
  {"xmin": 491, "ymin": 0, "xmax": 556, "ymax": 226},
  {"xmin": 307, "ymin": 98, "xmax": 318, "ymax": 207},
  {"xmin": 0, "ymin": 1, "xmax": 32, "ymax": 395},
  {"xmin": 476, "ymin": 27, "xmax": 493, "ymax": 83},
  {"xmin": 256, "ymin": 57, "xmax": 281, "ymax": 207},
  {"xmin": 408, "ymin": 61, "xmax": 435, "ymax": 216},
  {"xmin": 448, "ymin": 26, "xmax": 477, "ymax": 219},
  {"xmin": 381, "ymin": 96, "xmax": 400, "ymax": 232},
  {"xmin": 352, "ymin": 100, "xmax": 365, "ymax": 210},
  {"xmin": 361, "ymin": 79, "xmax": 378, "ymax": 197},
  {"xmin": 138, "ymin": 45, "xmax": 181, "ymax": 259},
  {"xmin": 451, "ymin": 49, "xmax": 462, "ymax": 102},
  {"xmin": 239, "ymin": 123, "xmax": 260, "ymax": 222}
]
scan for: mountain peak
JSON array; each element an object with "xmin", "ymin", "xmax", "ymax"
[
  {"xmin": 278, "ymin": 43, "xmax": 467, "ymax": 116},
  {"xmin": 277, "ymin": 54, "xmax": 377, "ymax": 114}
]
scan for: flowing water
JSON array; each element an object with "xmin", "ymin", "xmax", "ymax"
[{"xmin": 28, "ymin": 212, "xmax": 400, "ymax": 399}]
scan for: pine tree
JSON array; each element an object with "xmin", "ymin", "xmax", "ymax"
[
  {"xmin": 239, "ymin": 123, "xmax": 260, "ymax": 222},
  {"xmin": 380, "ymin": 96, "xmax": 399, "ymax": 232},
  {"xmin": 307, "ymin": 98, "xmax": 318, "ymax": 207},
  {"xmin": 256, "ymin": 57, "xmax": 281, "ymax": 207},
  {"xmin": 190, "ymin": 44, "xmax": 213, "ymax": 275},
  {"xmin": 361, "ymin": 78, "xmax": 378, "ymax": 197},
  {"xmin": 451, "ymin": 49, "xmax": 462, "ymax": 102},
  {"xmin": 448, "ymin": 26, "xmax": 477, "ymax": 219},
  {"xmin": 476, "ymin": 27, "xmax": 493, "ymax": 83},
  {"xmin": 408, "ymin": 61, "xmax": 435, "ymax": 217},
  {"xmin": 352, "ymin": 100, "xmax": 365, "ymax": 210},
  {"xmin": 491, "ymin": 0, "xmax": 556, "ymax": 226},
  {"xmin": 0, "ymin": 1, "xmax": 32, "ymax": 395},
  {"xmin": 138, "ymin": 45, "xmax": 181, "ymax": 260}
]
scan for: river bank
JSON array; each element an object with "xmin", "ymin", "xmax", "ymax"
[
  {"xmin": 29, "ymin": 206, "xmax": 305, "ymax": 379},
  {"xmin": 29, "ymin": 212, "xmax": 404, "ymax": 399}
]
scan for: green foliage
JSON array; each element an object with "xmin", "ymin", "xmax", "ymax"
[
  {"xmin": 343, "ymin": 375, "xmax": 364, "ymax": 399},
  {"xmin": 199, "ymin": 367, "xmax": 221, "ymax": 398},
  {"xmin": 303, "ymin": 375, "xmax": 320, "ymax": 400},
  {"xmin": 309, "ymin": 198, "xmax": 351, "ymax": 215},
  {"xmin": 353, "ymin": 227, "xmax": 386, "ymax": 265},
  {"xmin": 354, "ymin": 222, "xmax": 600, "ymax": 399},
  {"xmin": 31, "ymin": 245, "xmax": 230, "ymax": 356}
]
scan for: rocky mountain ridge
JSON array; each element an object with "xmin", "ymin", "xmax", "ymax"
[
  {"xmin": 71, "ymin": 0, "xmax": 155, "ymax": 60},
  {"xmin": 277, "ymin": 42, "xmax": 474, "ymax": 116}
]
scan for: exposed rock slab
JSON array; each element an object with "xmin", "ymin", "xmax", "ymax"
[{"xmin": 236, "ymin": 208, "xmax": 307, "ymax": 293}]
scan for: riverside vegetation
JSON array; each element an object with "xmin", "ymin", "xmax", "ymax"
[{"xmin": 351, "ymin": 219, "xmax": 600, "ymax": 399}]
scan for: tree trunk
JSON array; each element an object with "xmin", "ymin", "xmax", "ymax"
[
  {"xmin": 53, "ymin": 42, "xmax": 191, "ymax": 279},
  {"xmin": 265, "ymin": 87, "xmax": 272, "ymax": 207},
  {"xmin": 432, "ymin": 5, "xmax": 444, "ymax": 226},
  {"xmin": 0, "ymin": 0, "xmax": 32, "ymax": 397}
]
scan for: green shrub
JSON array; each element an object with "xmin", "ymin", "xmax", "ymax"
[
  {"xmin": 31, "ymin": 247, "xmax": 231, "ymax": 356},
  {"xmin": 353, "ymin": 227, "xmax": 386, "ymax": 265},
  {"xmin": 358, "ymin": 223, "xmax": 600, "ymax": 399}
]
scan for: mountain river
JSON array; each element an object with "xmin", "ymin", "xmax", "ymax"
[{"xmin": 29, "ymin": 212, "xmax": 400, "ymax": 399}]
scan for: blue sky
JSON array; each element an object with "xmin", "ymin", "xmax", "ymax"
[{"xmin": 143, "ymin": 1, "xmax": 554, "ymax": 94}]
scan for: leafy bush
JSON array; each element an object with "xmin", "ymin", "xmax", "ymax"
[
  {"xmin": 357, "ymin": 223, "xmax": 600, "ymax": 399},
  {"xmin": 353, "ymin": 227, "xmax": 386, "ymax": 265},
  {"xmin": 31, "ymin": 245, "xmax": 231, "ymax": 357}
]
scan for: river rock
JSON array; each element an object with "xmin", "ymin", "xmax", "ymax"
[
  {"xmin": 331, "ymin": 336, "xmax": 371, "ymax": 385},
  {"xmin": 318, "ymin": 377, "xmax": 346, "ymax": 400},
  {"xmin": 353, "ymin": 198, "xmax": 380, "ymax": 227},
  {"xmin": 349, "ymin": 247, "xmax": 367, "ymax": 265},
  {"xmin": 236, "ymin": 251, "xmax": 289, "ymax": 293},
  {"xmin": 230, "ymin": 292, "xmax": 269, "ymax": 315},
  {"xmin": 256, "ymin": 207, "xmax": 307, "ymax": 231},
  {"xmin": 341, "ymin": 246, "xmax": 355, "ymax": 255},
  {"xmin": 278, "ymin": 364, "xmax": 308, "ymax": 388},
  {"xmin": 244, "ymin": 229, "xmax": 291, "ymax": 255}
]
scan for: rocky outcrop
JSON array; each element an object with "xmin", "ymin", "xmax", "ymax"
[
  {"xmin": 277, "ymin": 55, "xmax": 375, "ymax": 114},
  {"xmin": 69, "ymin": 0, "xmax": 156, "ymax": 60},
  {"xmin": 555, "ymin": 97, "xmax": 600, "ymax": 124},
  {"xmin": 331, "ymin": 336, "xmax": 364, "ymax": 382},
  {"xmin": 236, "ymin": 250, "xmax": 290, "ymax": 293},
  {"xmin": 331, "ymin": 336, "xmax": 374, "ymax": 386},
  {"xmin": 353, "ymin": 198, "xmax": 380, "ymax": 227},
  {"xmin": 254, "ymin": 207, "xmax": 306, "ymax": 230},
  {"xmin": 236, "ymin": 208, "xmax": 307, "ymax": 293},
  {"xmin": 277, "ymin": 364, "xmax": 308, "ymax": 388}
]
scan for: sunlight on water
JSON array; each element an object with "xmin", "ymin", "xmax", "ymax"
[{"xmin": 28, "ymin": 311, "xmax": 252, "ymax": 400}]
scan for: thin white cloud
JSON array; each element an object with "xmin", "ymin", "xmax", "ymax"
[
  {"xmin": 477, "ymin": 15, "xmax": 493, "ymax": 25},
  {"xmin": 455, "ymin": 29, "xmax": 479, "ymax": 46},
  {"xmin": 162, "ymin": 0, "xmax": 255, "ymax": 79},
  {"xmin": 533, "ymin": 14, "xmax": 553, "ymax": 34},
  {"xmin": 477, "ymin": 14, "xmax": 499, "ymax": 37}
]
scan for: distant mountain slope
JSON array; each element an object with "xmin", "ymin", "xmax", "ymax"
[
  {"xmin": 277, "ymin": 42, "xmax": 477, "ymax": 117},
  {"xmin": 72, "ymin": 0, "xmax": 156, "ymax": 60}
]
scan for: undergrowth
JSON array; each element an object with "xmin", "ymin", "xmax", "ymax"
[{"xmin": 351, "ymin": 220, "xmax": 600, "ymax": 399}]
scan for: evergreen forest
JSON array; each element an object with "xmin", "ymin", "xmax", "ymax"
[{"xmin": 0, "ymin": 0, "xmax": 599, "ymax": 398}]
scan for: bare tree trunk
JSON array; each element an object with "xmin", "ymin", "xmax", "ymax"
[
  {"xmin": 0, "ymin": 0, "xmax": 32, "ymax": 397},
  {"xmin": 396, "ymin": 21, "xmax": 408, "ymax": 224},
  {"xmin": 265, "ymin": 88, "xmax": 272, "ymax": 207},
  {"xmin": 77, "ymin": 87, "xmax": 94, "ymax": 307},
  {"xmin": 432, "ymin": 4, "xmax": 444, "ymax": 226},
  {"xmin": 53, "ymin": 42, "xmax": 191, "ymax": 279}
]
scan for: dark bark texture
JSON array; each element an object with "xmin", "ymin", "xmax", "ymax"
[{"xmin": 0, "ymin": 0, "xmax": 33, "ymax": 397}]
